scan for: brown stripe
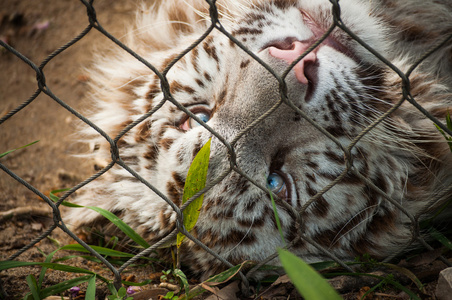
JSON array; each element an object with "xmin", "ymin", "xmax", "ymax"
[
  {"xmin": 202, "ymin": 36, "xmax": 219, "ymax": 63},
  {"xmin": 135, "ymin": 122, "xmax": 151, "ymax": 142},
  {"xmin": 159, "ymin": 138, "xmax": 175, "ymax": 150},
  {"xmin": 167, "ymin": 181, "xmax": 182, "ymax": 206}
]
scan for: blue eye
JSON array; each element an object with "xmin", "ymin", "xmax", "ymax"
[
  {"xmin": 189, "ymin": 111, "xmax": 210, "ymax": 128},
  {"xmin": 267, "ymin": 173, "xmax": 285, "ymax": 194},
  {"xmin": 180, "ymin": 110, "xmax": 211, "ymax": 131}
]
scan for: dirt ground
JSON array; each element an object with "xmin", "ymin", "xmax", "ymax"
[
  {"xmin": 0, "ymin": 1, "xmax": 450, "ymax": 299},
  {"xmin": 0, "ymin": 0, "xmax": 148, "ymax": 298}
]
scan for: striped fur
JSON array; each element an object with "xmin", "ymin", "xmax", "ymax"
[{"xmin": 66, "ymin": 0, "xmax": 452, "ymax": 278}]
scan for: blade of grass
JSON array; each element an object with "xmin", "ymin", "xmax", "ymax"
[
  {"xmin": 278, "ymin": 249, "xmax": 342, "ymax": 300},
  {"xmin": 326, "ymin": 272, "xmax": 422, "ymax": 300},
  {"xmin": 435, "ymin": 124, "xmax": 452, "ymax": 152},
  {"xmin": 174, "ymin": 268, "xmax": 189, "ymax": 297},
  {"xmin": 368, "ymin": 273, "xmax": 421, "ymax": 300},
  {"xmin": 105, "ymin": 236, "xmax": 119, "ymax": 250},
  {"xmin": 39, "ymin": 275, "xmax": 94, "ymax": 299},
  {"xmin": 86, "ymin": 206, "xmax": 150, "ymax": 248},
  {"xmin": 60, "ymin": 244, "xmax": 136, "ymax": 258},
  {"xmin": 0, "ymin": 261, "xmax": 108, "ymax": 282},
  {"xmin": 52, "ymin": 254, "xmax": 137, "ymax": 266},
  {"xmin": 310, "ymin": 261, "xmax": 340, "ymax": 271},
  {"xmin": 177, "ymin": 139, "xmax": 211, "ymax": 247},
  {"xmin": 361, "ymin": 277, "xmax": 387, "ymax": 300},
  {"xmin": 428, "ymin": 226, "xmax": 452, "ymax": 251},
  {"xmin": 25, "ymin": 274, "xmax": 40, "ymax": 300},
  {"xmin": 423, "ymin": 198, "xmax": 452, "ymax": 226},
  {"xmin": 434, "ymin": 111, "xmax": 452, "ymax": 152},
  {"xmin": 49, "ymin": 188, "xmax": 71, "ymax": 203},
  {"xmin": 122, "ymin": 279, "xmax": 152, "ymax": 286},
  {"xmin": 107, "ymin": 283, "xmax": 117, "ymax": 296},
  {"xmin": 379, "ymin": 262, "xmax": 424, "ymax": 292},
  {"xmin": 269, "ymin": 189, "xmax": 286, "ymax": 246},
  {"xmin": 0, "ymin": 140, "xmax": 39, "ymax": 159},
  {"xmin": 52, "ymin": 255, "xmax": 104, "ymax": 263},
  {"xmin": 86, "ymin": 275, "xmax": 96, "ymax": 300},
  {"xmin": 38, "ymin": 248, "xmax": 60, "ymax": 288},
  {"xmin": 447, "ymin": 111, "xmax": 452, "ymax": 128},
  {"xmin": 50, "ymin": 190, "xmax": 151, "ymax": 248}
]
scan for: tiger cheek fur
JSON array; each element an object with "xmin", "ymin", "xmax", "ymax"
[{"xmin": 66, "ymin": 0, "xmax": 452, "ymax": 278}]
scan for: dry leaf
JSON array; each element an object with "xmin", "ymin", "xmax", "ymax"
[
  {"xmin": 272, "ymin": 274, "xmax": 291, "ymax": 285},
  {"xmin": 205, "ymin": 281, "xmax": 239, "ymax": 300}
]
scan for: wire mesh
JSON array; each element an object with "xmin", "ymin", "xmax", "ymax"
[{"xmin": 1, "ymin": 0, "xmax": 451, "ymax": 297}]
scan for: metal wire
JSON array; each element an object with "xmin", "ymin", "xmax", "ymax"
[{"xmin": 1, "ymin": 0, "xmax": 451, "ymax": 296}]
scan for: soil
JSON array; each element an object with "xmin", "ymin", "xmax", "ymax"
[
  {"xmin": 0, "ymin": 0, "xmax": 152, "ymax": 298},
  {"xmin": 0, "ymin": 1, "xmax": 449, "ymax": 299}
]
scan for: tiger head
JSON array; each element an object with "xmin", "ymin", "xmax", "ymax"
[{"xmin": 67, "ymin": 0, "xmax": 452, "ymax": 277}]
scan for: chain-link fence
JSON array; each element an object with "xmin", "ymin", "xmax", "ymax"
[{"xmin": 1, "ymin": 0, "xmax": 452, "ymax": 297}]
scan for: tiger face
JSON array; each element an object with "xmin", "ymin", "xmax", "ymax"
[{"xmin": 67, "ymin": 0, "xmax": 452, "ymax": 276}]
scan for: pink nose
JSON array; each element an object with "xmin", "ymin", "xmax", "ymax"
[{"xmin": 268, "ymin": 41, "xmax": 317, "ymax": 85}]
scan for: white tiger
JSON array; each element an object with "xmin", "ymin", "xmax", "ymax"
[{"xmin": 66, "ymin": 0, "xmax": 452, "ymax": 278}]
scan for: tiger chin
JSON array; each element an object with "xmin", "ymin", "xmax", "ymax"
[{"xmin": 65, "ymin": 0, "xmax": 452, "ymax": 279}]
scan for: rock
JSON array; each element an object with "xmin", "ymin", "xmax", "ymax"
[{"xmin": 436, "ymin": 267, "xmax": 452, "ymax": 300}]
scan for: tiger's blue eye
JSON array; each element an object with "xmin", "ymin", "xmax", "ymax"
[
  {"xmin": 189, "ymin": 111, "xmax": 210, "ymax": 128},
  {"xmin": 267, "ymin": 173, "xmax": 285, "ymax": 194},
  {"xmin": 181, "ymin": 110, "xmax": 211, "ymax": 131}
]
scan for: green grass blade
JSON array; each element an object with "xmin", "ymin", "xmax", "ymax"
[
  {"xmin": 277, "ymin": 249, "xmax": 342, "ymax": 300},
  {"xmin": 22, "ymin": 294, "xmax": 33, "ymax": 300},
  {"xmin": 446, "ymin": 111, "xmax": 452, "ymax": 129},
  {"xmin": 49, "ymin": 188, "xmax": 71, "ymax": 203},
  {"xmin": 25, "ymin": 274, "xmax": 40, "ymax": 300},
  {"xmin": 1, "ymin": 260, "xmax": 94, "ymax": 273},
  {"xmin": 85, "ymin": 206, "xmax": 150, "ymax": 248},
  {"xmin": 39, "ymin": 275, "xmax": 93, "ymax": 299},
  {"xmin": 52, "ymin": 255, "xmax": 96, "ymax": 263},
  {"xmin": 435, "ymin": 124, "xmax": 452, "ymax": 152},
  {"xmin": 362, "ymin": 273, "xmax": 421, "ymax": 300},
  {"xmin": 174, "ymin": 268, "xmax": 190, "ymax": 297},
  {"xmin": 17, "ymin": 263, "xmax": 113, "ymax": 297},
  {"xmin": 377, "ymin": 275, "xmax": 421, "ymax": 300},
  {"xmin": 435, "ymin": 110, "xmax": 452, "ymax": 152},
  {"xmin": 107, "ymin": 283, "xmax": 117, "ymax": 296},
  {"xmin": 361, "ymin": 279, "xmax": 386, "ymax": 299},
  {"xmin": 50, "ymin": 190, "xmax": 150, "ymax": 248},
  {"xmin": 205, "ymin": 264, "xmax": 243, "ymax": 283},
  {"xmin": 60, "ymin": 244, "xmax": 136, "ymax": 258},
  {"xmin": 0, "ymin": 261, "xmax": 108, "ymax": 283},
  {"xmin": 326, "ymin": 272, "xmax": 421, "ymax": 300},
  {"xmin": 310, "ymin": 261, "xmax": 340, "ymax": 271},
  {"xmin": 0, "ymin": 140, "xmax": 39, "ymax": 159},
  {"xmin": 105, "ymin": 236, "xmax": 119, "ymax": 250},
  {"xmin": 38, "ymin": 248, "xmax": 59, "ymax": 288},
  {"xmin": 384, "ymin": 278, "xmax": 421, "ymax": 300},
  {"xmin": 52, "ymin": 255, "xmax": 130, "ymax": 265},
  {"xmin": 269, "ymin": 189, "xmax": 286, "ymax": 246},
  {"xmin": 177, "ymin": 139, "xmax": 211, "ymax": 248},
  {"xmin": 428, "ymin": 227, "xmax": 452, "ymax": 251},
  {"xmin": 122, "ymin": 279, "xmax": 152, "ymax": 286},
  {"xmin": 86, "ymin": 275, "xmax": 97, "ymax": 300},
  {"xmin": 379, "ymin": 263, "xmax": 424, "ymax": 292}
]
